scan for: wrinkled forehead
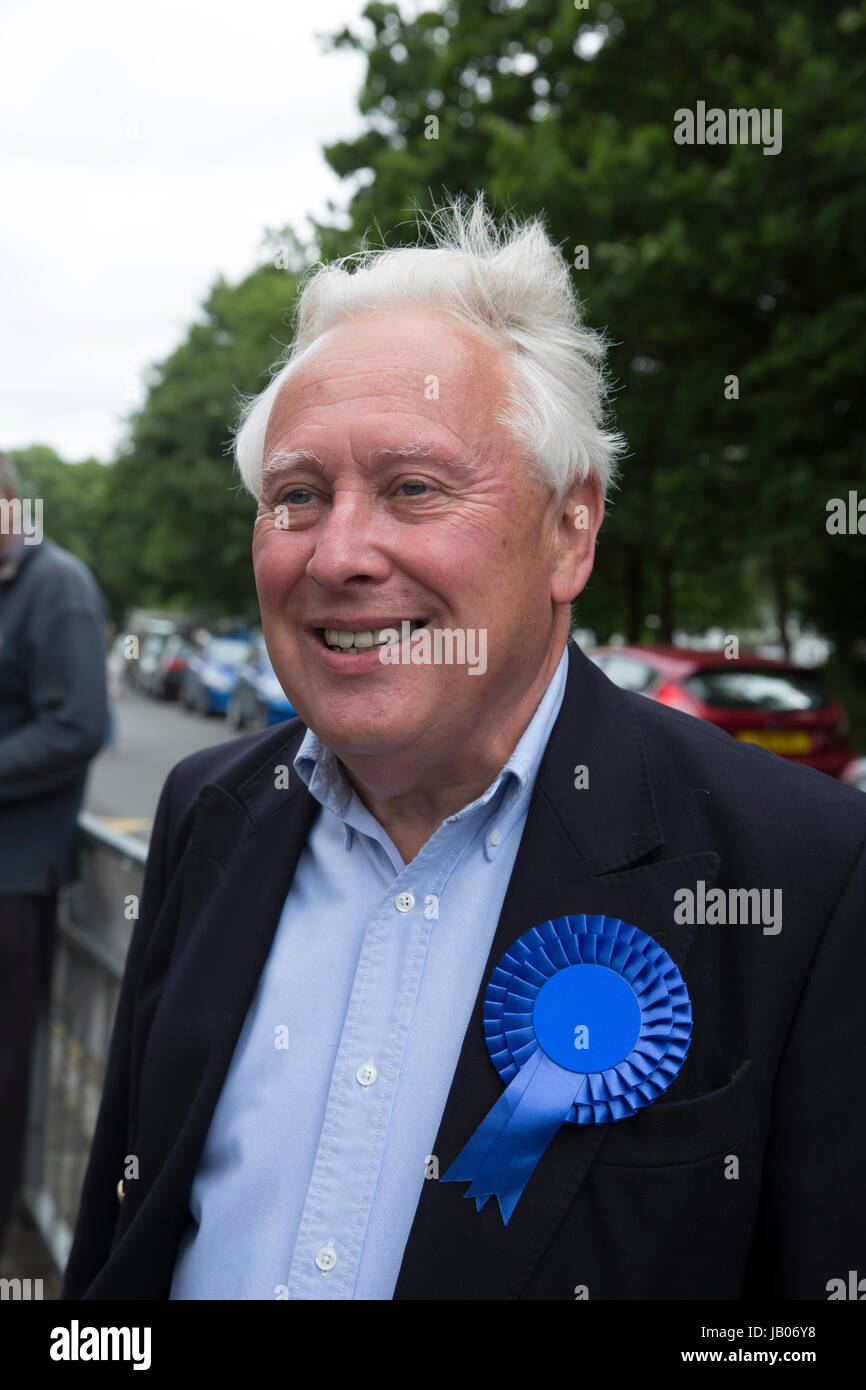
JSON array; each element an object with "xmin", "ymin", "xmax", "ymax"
[{"xmin": 262, "ymin": 308, "xmax": 514, "ymax": 470}]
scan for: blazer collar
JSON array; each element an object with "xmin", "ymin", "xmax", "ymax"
[
  {"xmin": 528, "ymin": 638, "xmax": 666, "ymax": 875},
  {"xmin": 190, "ymin": 637, "xmax": 660, "ymax": 867}
]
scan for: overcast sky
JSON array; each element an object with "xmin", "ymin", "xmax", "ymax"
[{"xmin": 1, "ymin": 0, "xmax": 370, "ymax": 461}]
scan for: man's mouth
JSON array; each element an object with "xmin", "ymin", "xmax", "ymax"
[{"xmin": 318, "ymin": 620, "xmax": 428, "ymax": 652}]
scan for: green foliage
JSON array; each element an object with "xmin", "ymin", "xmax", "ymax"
[
  {"xmin": 106, "ymin": 259, "xmax": 310, "ymax": 621},
  {"xmin": 11, "ymin": 444, "xmax": 115, "ymax": 597}
]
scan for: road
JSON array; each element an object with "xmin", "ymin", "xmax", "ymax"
[{"xmin": 85, "ymin": 689, "xmax": 238, "ymax": 845}]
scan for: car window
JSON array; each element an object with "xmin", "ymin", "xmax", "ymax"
[
  {"xmin": 683, "ymin": 669, "xmax": 827, "ymax": 711},
  {"xmin": 207, "ymin": 639, "xmax": 250, "ymax": 666},
  {"xmin": 593, "ymin": 655, "xmax": 658, "ymax": 693}
]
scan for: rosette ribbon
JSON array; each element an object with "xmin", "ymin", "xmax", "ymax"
[{"xmin": 441, "ymin": 914, "xmax": 692, "ymax": 1224}]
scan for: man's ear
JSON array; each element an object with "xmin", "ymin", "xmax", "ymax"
[{"xmin": 550, "ymin": 474, "xmax": 604, "ymax": 606}]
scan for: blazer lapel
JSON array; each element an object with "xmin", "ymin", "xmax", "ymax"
[
  {"xmin": 394, "ymin": 642, "xmax": 720, "ymax": 1299},
  {"xmin": 121, "ymin": 730, "xmax": 321, "ymax": 1274}
]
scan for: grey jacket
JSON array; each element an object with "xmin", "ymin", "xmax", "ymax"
[{"xmin": 0, "ymin": 537, "xmax": 108, "ymax": 893}]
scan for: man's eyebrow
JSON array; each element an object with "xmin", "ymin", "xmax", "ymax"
[
  {"xmin": 366, "ymin": 440, "xmax": 480, "ymax": 472},
  {"xmin": 261, "ymin": 440, "xmax": 480, "ymax": 483},
  {"xmin": 261, "ymin": 449, "xmax": 325, "ymax": 485}
]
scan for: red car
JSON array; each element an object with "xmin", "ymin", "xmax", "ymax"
[{"xmin": 589, "ymin": 645, "xmax": 851, "ymax": 778}]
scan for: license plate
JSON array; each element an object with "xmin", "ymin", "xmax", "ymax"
[{"xmin": 735, "ymin": 729, "xmax": 812, "ymax": 754}]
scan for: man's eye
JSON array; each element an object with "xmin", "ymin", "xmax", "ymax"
[
  {"xmin": 399, "ymin": 479, "xmax": 430, "ymax": 497},
  {"xmin": 280, "ymin": 488, "xmax": 313, "ymax": 505}
]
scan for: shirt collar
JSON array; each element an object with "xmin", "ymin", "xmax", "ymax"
[{"xmin": 293, "ymin": 643, "xmax": 570, "ymax": 858}]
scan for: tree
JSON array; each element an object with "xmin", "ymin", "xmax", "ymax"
[
  {"xmin": 10, "ymin": 444, "xmax": 115, "ymax": 598},
  {"xmin": 99, "ymin": 245, "xmax": 311, "ymax": 620}
]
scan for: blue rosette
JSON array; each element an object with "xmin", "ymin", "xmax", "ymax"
[{"xmin": 441, "ymin": 914, "xmax": 692, "ymax": 1223}]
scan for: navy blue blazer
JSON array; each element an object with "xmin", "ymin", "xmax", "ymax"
[{"xmin": 63, "ymin": 640, "xmax": 866, "ymax": 1299}]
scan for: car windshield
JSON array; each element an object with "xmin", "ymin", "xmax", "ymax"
[
  {"xmin": 684, "ymin": 669, "xmax": 827, "ymax": 711},
  {"xmin": 591, "ymin": 654, "xmax": 657, "ymax": 693},
  {"xmin": 207, "ymin": 640, "xmax": 249, "ymax": 666}
]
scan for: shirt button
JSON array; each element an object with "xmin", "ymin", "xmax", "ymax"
[
  {"xmin": 394, "ymin": 891, "xmax": 415, "ymax": 913},
  {"xmin": 488, "ymin": 827, "xmax": 501, "ymax": 846},
  {"xmin": 315, "ymin": 1242, "xmax": 337, "ymax": 1273},
  {"xmin": 356, "ymin": 1060, "xmax": 378, "ymax": 1087}
]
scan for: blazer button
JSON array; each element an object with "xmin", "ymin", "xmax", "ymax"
[{"xmin": 117, "ymin": 1178, "xmax": 125, "ymax": 1205}]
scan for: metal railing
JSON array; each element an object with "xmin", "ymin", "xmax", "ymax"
[{"xmin": 23, "ymin": 814, "xmax": 147, "ymax": 1272}]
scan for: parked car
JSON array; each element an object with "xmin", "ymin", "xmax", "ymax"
[
  {"xmin": 125, "ymin": 616, "xmax": 177, "ymax": 691},
  {"xmin": 226, "ymin": 636, "xmax": 296, "ymax": 732},
  {"xmin": 135, "ymin": 632, "xmax": 173, "ymax": 694},
  {"xmin": 181, "ymin": 635, "xmax": 251, "ymax": 716},
  {"xmin": 842, "ymin": 758, "xmax": 866, "ymax": 792},
  {"xmin": 149, "ymin": 634, "xmax": 199, "ymax": 701},
  {"xmin": 589, "ymin": 645, "xmax": 852, "ymax": 778}
]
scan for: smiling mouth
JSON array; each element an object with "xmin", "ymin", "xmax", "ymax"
[{"xmin": 318, "ymin": 620, "xmax": 428, "ymax": 652}]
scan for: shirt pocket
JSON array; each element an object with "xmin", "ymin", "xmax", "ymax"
[{"xmin": 594, "ymin": 1059, "xmax": 758, "ymax": 1168}]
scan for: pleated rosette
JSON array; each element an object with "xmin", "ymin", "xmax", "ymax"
[
  {"xmin": 484, "ymin": 914, "xmax": 693, "ymax": 1125},
  {"xmin": 442, "ymin": 914, "xmax": 692, "ymax": 1222}
]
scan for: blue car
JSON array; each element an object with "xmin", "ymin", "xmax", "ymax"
[
  {"xmin": 226, "ymin": 636, "xmax": 296, "ymax": 731},
  {"xmin": 182, "ymin": 636, "xmax": 252, "ymax": 716}
]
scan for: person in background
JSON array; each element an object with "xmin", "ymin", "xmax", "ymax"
[{"xmin": 0, "ymin": 450, "xmax": 108, "ymax": 1253}]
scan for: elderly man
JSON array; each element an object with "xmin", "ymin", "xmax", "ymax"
[
  {"xmin": 64, "ymin": 200, "xmax": 866, "ymax": 1301},
  {"xmin": 0, "ymin": 451, "xmax": 108, "ymax": 1254}
]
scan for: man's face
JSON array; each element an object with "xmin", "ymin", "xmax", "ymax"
[{"xmin": 252, "ymin": 309, "xmax": 593, "ymax": 770}]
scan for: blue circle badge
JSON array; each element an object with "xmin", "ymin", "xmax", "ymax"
[
  {"xmin": 533, "ymin": 963, "xmax": 643, "ymax": 1072},
  {"xmin": 443, "ymin": 914, "xmax": 693, "ymax": 1223}
]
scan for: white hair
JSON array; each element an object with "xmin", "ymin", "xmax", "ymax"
[{"xmin": 234, "ymin": 194, "xmax": 626, "ymax": 501}]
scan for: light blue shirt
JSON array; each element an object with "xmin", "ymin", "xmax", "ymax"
[{"xmin": 170, "ymin": 644, "xmax": 569, "ymax": 1300}]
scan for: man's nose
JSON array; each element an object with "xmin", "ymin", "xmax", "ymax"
[{"xmin": 305, "ymin": 493, "xmax": 391, "ymax": 588}]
